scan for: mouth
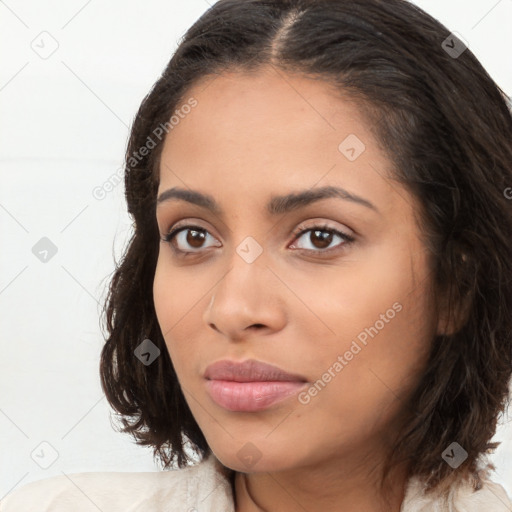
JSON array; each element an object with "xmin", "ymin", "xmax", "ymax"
[{"xmin": 204, "ymin": 359, "xmax": 308, "ymax": 412}]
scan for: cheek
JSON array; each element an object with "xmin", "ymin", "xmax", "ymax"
[
  {"xmin": 152, "ymin": 258, "xmax": 211, "ymax": 375},
  {"xmin": 293, "ymin": 293, "xmax": 433, "ymax": 449},
  {"xmin": 293, "ymin": 241, "xmax": 434, "ymax": 399},
  {"xmin": 153, "ymin": 255, "xmax": 200, "ymax": 334},
  {"xmin": 153, "ymin": 260, "xmax": 188, "ymax": 364}
]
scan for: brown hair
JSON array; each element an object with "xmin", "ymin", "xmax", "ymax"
[{"xmin": 99, "ymin": 0, "xmax": 512, "ymax": 494}]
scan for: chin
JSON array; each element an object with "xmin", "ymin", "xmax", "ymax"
[{"xmin": 208, "ymin": 440, "xmax": 299, "ymax": 474}]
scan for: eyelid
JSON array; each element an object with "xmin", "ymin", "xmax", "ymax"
[
  {"xmin": 160, "ymin": 219, "xmax": 355, "ymax": 256},
  {"xmin": 160, "ymin": 218, "xmax": 216, "ymax": 240},
  {"xmin": 288, "ymin": 223, "xmax": 355, "ymax": 252},
  {"xmin": 291, "ymin": 221, "xmax": 355, "ymax": 242},
  {"xmin": 162, "ymin": 223, "xmax": 219, "ymax": 247}
]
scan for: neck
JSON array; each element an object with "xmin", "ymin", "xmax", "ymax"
[{"xmin": 233, "ymin": 451, "xmax": 408, "ymax": 512}]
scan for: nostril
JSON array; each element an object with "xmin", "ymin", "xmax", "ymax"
[{"xmin": 209, "ymin": 323, "xmax": 221, "ymax": 333}]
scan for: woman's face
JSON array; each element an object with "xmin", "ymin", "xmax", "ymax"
[{"xmin": 153, "ymin": 66, "xmax": 440, "ymax": 473}]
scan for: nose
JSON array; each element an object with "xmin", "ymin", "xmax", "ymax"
[{"xmin": 202, "ymin": 248, "xmax": 287, "ymax": 342}]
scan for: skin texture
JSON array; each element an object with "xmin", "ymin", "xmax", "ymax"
[{"xmin": 153, "ymin": 65, "xmax": 447, "ymax": 512}]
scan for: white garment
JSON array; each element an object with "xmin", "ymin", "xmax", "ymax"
[{"xmin": 1, "ymin": 452, "xmax": 511, "ymax": 511}]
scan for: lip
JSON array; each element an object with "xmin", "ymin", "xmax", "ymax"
[
  {"xmin": 204, "ymin": 359, "xmax": 308, "ymax": 412},
  {"xmin": 204, "ymin": 359, "xmax": 307, "ymax": 382}
]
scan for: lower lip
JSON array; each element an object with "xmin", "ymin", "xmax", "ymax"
[{"xmin": 205, "ymin": 379, "xmax": 307, "ymax": 412}]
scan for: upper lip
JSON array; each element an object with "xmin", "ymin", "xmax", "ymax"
[{"xmin": 204, "ymin": 359, "xmax": 307, "ymax": 382}]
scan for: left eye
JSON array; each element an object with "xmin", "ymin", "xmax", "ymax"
[{"xmin": 290, "ymin": 225, "xmax": 355, "ymax": 252}]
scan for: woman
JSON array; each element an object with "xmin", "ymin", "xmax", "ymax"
[{"xmin": 2, "ymin": 0, "xmax": 512, "ymax": 510}]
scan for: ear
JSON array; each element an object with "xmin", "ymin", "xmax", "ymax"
[{"xmin": 436, "ymin": 253, "xmax": 472, "ymax": 337}]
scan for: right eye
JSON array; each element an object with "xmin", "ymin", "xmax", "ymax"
[{"xmin": 161, "ymin": 225, "xmax": 222, "ymax": 255}]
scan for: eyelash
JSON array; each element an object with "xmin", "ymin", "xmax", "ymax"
[{"xmin": 160, "ymin": 223, "xmax": 355, "ymax": 257}]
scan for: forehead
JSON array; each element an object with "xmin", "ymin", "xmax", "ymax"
[
  {"xmin": 163, "ymin": 67, "xmax": 372, "ymax": 149},
  {"xmin": 158, "ymin": 66, "xmax": 398, "ymax": 216}
]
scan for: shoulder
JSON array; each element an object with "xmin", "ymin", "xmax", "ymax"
[
  {"xmin": 401, "ymin": 468, "xmax": 512, "ymax": 511},
  {"xmin": 450, "ymin": 478, "xmax": 512, "ymax": 511},
  {"xmin": 0, "ymin": 452, "xmax": 235, "ymax": 512}
]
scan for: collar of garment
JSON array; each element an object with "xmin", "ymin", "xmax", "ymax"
[{"xmin": 193, "ymin": 452, "xmax": 512, "ymax": 512}]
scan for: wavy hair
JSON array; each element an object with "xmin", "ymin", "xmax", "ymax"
[{"xmin": 99, "ymin": 0, "xmax": 512, "ymax": 494}]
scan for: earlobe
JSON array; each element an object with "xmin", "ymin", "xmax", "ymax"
[
  {"xmin": 436, "ymin": 253, "xmax": 472, "ymax": 337},
  {"xmin": 436, "ymin": 294, "xmax": 471, "ymax": 337}
]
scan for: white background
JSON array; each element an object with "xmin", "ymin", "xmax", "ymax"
[{"xmin": 1, "ymin": 0, "xmax": 511, "ymax": 502}]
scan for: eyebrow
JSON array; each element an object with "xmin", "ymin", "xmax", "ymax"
[{"xmin": 156, "ymin": 185, "xmax": 379, "ymax": 216}]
